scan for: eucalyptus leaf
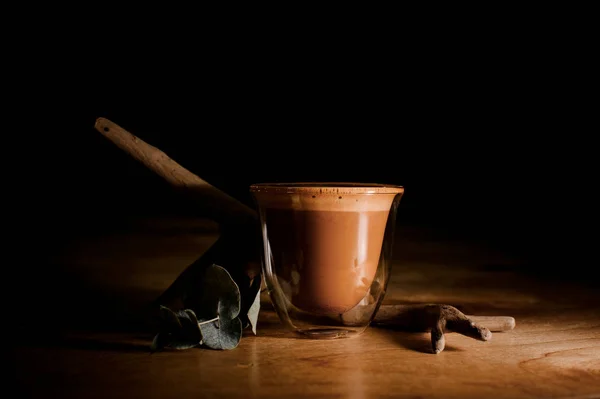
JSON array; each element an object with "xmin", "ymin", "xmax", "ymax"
[
  {"xmin": 199, "ymin": 317, "xmax": 243, "ymax": 350},
  {"xmin": 247, "ymin": 280, "xmax": 261, "ymax": 335},
  {"xmin": 169, "ymin": 309, "xmax": 202, "ymax": 349},
  {"xmin": 151, "ymin": 306, "xmax": 203, "ymax": 351},
  {"xmin": 151, "ymin": 306, "xmax": 181, "ymax": 352},
  {"xmin": 159, "ymin": 305, "xmax": 182, "ymax": 330},
  {"xmin": 150, "ymin": 332, "xmax": 168, "ymax": 352},
  {"xmin": 188, "ymin": 264, "xmax": 241, "ymax": 321}
]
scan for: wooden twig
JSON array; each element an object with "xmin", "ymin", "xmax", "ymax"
[
  {"xmin": 373, "ymin": 304, "xmax": 515, "ymax": 354},
  {"xmin": 467, "ymin": 315, "xmax": 516, "ymax": 332},
  {"xmin": 374, "ymin": 305, "xmax": 516, "ymax": 332},
  {"xmin": 94, "ymin": 117, "xmax": 257, "ymax": 227}
]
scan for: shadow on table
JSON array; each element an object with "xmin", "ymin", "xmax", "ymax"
[
  {"xmin": 16, "ymin": 333, "xmax": 154, "ymax": 353},
  {"xmin": 14, "ymin": 259, "xmax": 162, "ymax": 344}
]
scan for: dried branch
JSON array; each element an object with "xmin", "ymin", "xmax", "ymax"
[{"xmin": 374, "ymin": 304, "xmax": 515, "ymax": 353}]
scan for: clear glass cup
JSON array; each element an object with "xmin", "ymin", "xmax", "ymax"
[{"xmin": 250, "ymin": 182, "xmax": 404, "ymax": 339}]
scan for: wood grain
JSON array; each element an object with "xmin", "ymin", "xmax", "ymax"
[{"xmin": 15, "ymin": 220, "xmax": 600, "ymax": 398}]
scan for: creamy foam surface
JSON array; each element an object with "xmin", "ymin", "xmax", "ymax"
[{"xmin": 251, "ymin": 183, "xmax": 403, "ymax": 212}]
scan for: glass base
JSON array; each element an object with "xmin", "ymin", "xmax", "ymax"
[{"xmin": 296, "ymin": 327, "xmax": 365, "ymax": 339}]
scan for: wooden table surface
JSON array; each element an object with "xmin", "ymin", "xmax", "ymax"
[{"xmin": 15, "ymin": 217, "xmax": 600, "ymax": 398}]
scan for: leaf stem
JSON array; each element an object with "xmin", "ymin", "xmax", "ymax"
[{"xmin": 198, "ymin": 316, "xmax": 219, "ymax": 326}]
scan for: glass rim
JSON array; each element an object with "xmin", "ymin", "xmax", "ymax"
[{"xmin": 249, "ymin": 182, "xmax": 404, "ymax": 195}]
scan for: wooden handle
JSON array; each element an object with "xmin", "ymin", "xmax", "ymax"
[{"xmin": 94, "ymin": 117, "xmax": 257, "ymax": 226}]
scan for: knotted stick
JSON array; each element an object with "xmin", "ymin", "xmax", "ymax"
[
  {"xmin": 94, "ymin": 117, "xmax": 256, "ymax": 228},
  {"xmin": 374, "ymin": 304, "xmax": 515, "ymax": 354}
]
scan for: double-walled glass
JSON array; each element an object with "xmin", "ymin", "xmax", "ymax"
[{"xmin": 250, "ymin": 183, "xmax": 404, "ymax": 339}]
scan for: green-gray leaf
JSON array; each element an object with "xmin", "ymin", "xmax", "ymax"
[
  {"xmin": 152, "ymin": 306, "xmax": 203, "ymax": 351},
  {"xmin": 199, "ymin": 317, "xmax": 243, "ymax": 350},
  {"xmin": 150, "ymin": 332, "xmax": 168, "ymax": 352},
  {"xmin": 176, "ymin": 309, "xmax": 199, "ymax": 330},
  {"xmin": 247, "ymin": 282, "xmax": 261, "ymax": 335},
  {"xmin": 159, "ymin": 305, "xmax": 182, "ymax": 330},
  {"xmin": 191, "ymin": 264, "xmax": 241, "ymax": 321},
  {"xmin": 169, "ymin": 309, "xmax": 202, "ymax": 349}
]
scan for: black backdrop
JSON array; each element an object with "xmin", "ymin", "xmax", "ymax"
[
  {"xmin": 21, "ymin": 31, "xmax": 593, "ymax": 281},
  {"xmin": 34, "ymin": 93, "xmax": 563, "ymax": 265}
]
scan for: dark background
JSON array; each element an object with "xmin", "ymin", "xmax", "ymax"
[{"xmin": 19, "ymin": 25, "xmax": 594, "ymax": 281}]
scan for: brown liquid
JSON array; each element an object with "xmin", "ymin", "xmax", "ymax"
[{"xmin": 264, "ymin": 208, "xmax": 390, "ymax": 315}]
